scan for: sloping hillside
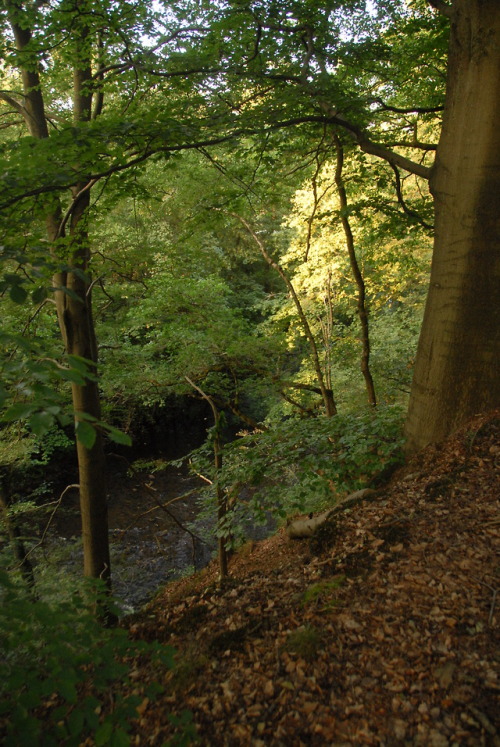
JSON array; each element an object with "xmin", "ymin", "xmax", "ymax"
[{"xmin": 126, "ymin": 411, "xmax": 499, "ymax": 746}]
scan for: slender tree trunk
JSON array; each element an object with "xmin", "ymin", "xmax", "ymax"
[
  {"xmin": 231, "ymin": 212, "xmax": 337, "ymax": 416},
  {"xmin": 333, "ymin": 134, "xmax": 377, "ymax": 407},
  {"xmin": 0, "ymin": 481, "xmax": 36, "ymax": 592},
  {"xmin": 7, "ymin": 2, "xmax": 114, "ymax": 602},
  {"xmin": 64, "ymin": 32, "xmax": 114, "ymax": 590},
  {"xmin": 185, "ymin": 377, "xmax": 229, "ymax": 580},
  {"xmin": 405, "ymin": 0, "xmax": 500, "ymax": 451}
]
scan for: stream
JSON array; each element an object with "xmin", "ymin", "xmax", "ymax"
[{"xmin": 31, "ymin": 465, "xmax": 272, "ymax": 614}]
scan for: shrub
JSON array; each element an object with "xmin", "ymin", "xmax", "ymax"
[{"xmin": 0, "ymin": 571, "xmax": 178, "ymax": 746}]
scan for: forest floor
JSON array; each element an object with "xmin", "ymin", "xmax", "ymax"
[{"xmin": 122, "ymin": 411, "xmax": 499, "ymax": 746}]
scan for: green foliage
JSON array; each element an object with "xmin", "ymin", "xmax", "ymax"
[
  {"xmin": 0, "ymin": 0, "xmax": 443, "ymax": 640},
  {"xmin": 0, "ymin": 334, "xmax": 131, "ymax": 449},
  {"xmin": 29, "ymin": 426, "xmax": 74, "ymax": 465},
  {"xmin": 167, "ymin": 710, "xmax": 199, "ymax": 746},
  {"xmin": 0, "ymin": 572, "xmax": 178, "ymax": 747},
  {"xmin": 242, "ymin": 404, "xmax": 401, "ymax": 508},
  {"xmin": 186, "ymin": 404, "xmax": 404, "ymax": 546}
]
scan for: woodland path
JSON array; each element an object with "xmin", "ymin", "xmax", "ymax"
[{"xmin": 114, "ymin": 412, "xmax": 498, "ymax": 745}]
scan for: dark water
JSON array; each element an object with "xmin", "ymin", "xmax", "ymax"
[
  {"xmin": 34, "ymin": 467, "xmax": 216, "ymax": 613},
  {"xmin": 31, "ymin": 465, "xmax": 275, "ymax": 613}
]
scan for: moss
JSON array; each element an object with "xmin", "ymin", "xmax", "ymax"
[
  {"xmin": 302, "ymin": 575, "xmax": 346, "ymax": 609},
  {"xmin": 283, "ymin": 626, "xmax": 323, "ymax": 661}
]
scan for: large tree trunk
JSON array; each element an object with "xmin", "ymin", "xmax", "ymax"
[{"xmin": 405, "ymin": 0, "xmax": 500, "ymax": 452}]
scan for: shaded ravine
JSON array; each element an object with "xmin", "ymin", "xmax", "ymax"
[
  {"xmin": 36, "ymin": 465, "xmax": 273, "ymax": 613},
  {"xmin": 107, "ymin": 468, "xmax": 216, "ymax": 611},
  {"xmin": 38, "ymin": 467, "xmax": 215, "ymax": 613}
]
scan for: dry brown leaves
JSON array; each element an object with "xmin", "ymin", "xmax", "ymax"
[{"xmin": 126, "ymin": 411, "xmax": 500, "ymax": 746}]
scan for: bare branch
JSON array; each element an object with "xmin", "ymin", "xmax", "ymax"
[
  {"xmin": 24, "ymin": 484, "xmax": 80, "ymax": 560},
  {"xmin": 144, "ymin": 482, "xmax": 208, "ymax": 547},
  {"xmin": 0, "ymin": 91, "xmax": 26, "ymax": 116},
  {"xmin": 383, "ymin": 140, "xmax": 437, "ymax": 151},
  {"xmin": 318, "ymin": 103, "xmax": 432, "ymax": 179},
  {"xmin": 225, "ymin": 211, "xmax": 337, "ymax": 416},
  {"xmin": 56, "ymin": 178, "xmax": 99, "ymax": 238},
  {"xmin": 372, "ymin": 97, "xmax": 444, "ymax": 115}
]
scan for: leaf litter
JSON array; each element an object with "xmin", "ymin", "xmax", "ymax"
[{"xmin": 122, "ymin": 411, "xmax": 499, "ymax": 746}]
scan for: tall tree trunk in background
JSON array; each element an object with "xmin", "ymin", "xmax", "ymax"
[
  {"xmin": 7, "ymin": 2, "xmax": 114, "ymax": 603},
  {"xmin": 405, "ymin": 0, "xmax": 500, "ymax": 452},
  {"xmin": 63, "ymin": 23, "xmax": 113, "ymax": 593},
  {"xmin": 333, "ymin": 134, "xmax": 377, "ymax": 407},
  {"xmin": 60, "ymin": 186, "xmax": 112, "ymax": 587}
]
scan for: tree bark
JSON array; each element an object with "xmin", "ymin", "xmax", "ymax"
[
  {"xmin": 333, "ymin": 134, "xmax": 377, "ymax": 407},
  {"xmin": 405, "ymin": 0, "xmax": 500, "ymax": 451},
  {"xmin": 6, "ymin": 1, "xmax": 114, "ymax": 602}
]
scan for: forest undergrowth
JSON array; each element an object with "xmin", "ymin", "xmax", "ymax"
[{"xmin": 116, "ymin": 410, "xmax": 500, "ymax": 746}]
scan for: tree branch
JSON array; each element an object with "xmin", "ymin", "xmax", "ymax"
[
  {"xmin": 384, "ymin": 140, "xmax": 437, "ymax": 151},
  {"xmin": 0, "ymin": 91, "xmax": 25, "ymax": 116},
  {"xmin": 0, "ymin": 110, "xmax": 432, "ymax": 213},
  {"xmin": 372, "ymin": 97, "xmax": 444, "ymax": 115},
  {"xmin": 318, "ymin": 103, "xmax": 432, "ymax": 179},
  {"xmin": 427, "ymin": 0, "xmax": 453, "ymax": 18},
  {"xmin": 390, "ymin": 163, "xmax": 434, "ymax": 230},
  {"xmin": 224, "ymin": 210, "xmax": 337, "ymax": 416}
]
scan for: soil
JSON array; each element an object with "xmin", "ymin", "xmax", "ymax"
[{"xmin": 119, "ymin": 410, "xmax": 500, "ymax": 745}]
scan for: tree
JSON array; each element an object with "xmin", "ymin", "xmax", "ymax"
[
  {"xmin": 0, "ymin": 0, "xmax": 247, "ymax": 597},
  {"xmin": 332, "ymin": 134, "xmax": 377, "ymax": 408},
  {"xmin": 404, "ymin": 0, "xmax": 500, "ymax": 450},
  {"xmin": 1, "ymin": 0, "xmax": 112, "ymax": 601},
  {"xmin": 194, "ymin": 0, "xmax": 499, "ymax": 450},
  {"xmin": 0, "ymin": 0, "xmax": 167, "ymax": 607}
]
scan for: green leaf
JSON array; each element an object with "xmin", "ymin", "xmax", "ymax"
[
  {"xmin": 9, "ymin": 283, "xmax": 28, "ymax": 304},
  {"xmin": 32, "ymin": 285, "xmax": 48, "ymax": 304},
  {"xmin": 75, "ymin": 420, "xmax": 97, "ymax": 449},
  {"xmin": 110, "ymin": 728, "xmax": 131, "ymax": 747},
  {"xmin": 29, "ymin": 411, "xmax": 55, "ymax": 436},
  {"xmin": 105, "ymin": 426, "xmax": 132, "ymax": 447},
  {"xmin": 67, "ymin": 355, "xmax": 95, "ymax": 372},
  {"xmin": 95, "ymin": 720, "xmax": 114, "ymax": 746},
  {"xmin": 58, "ymin": 675, "xmax": 78, "ymax": 704},
  {"xmin": 57, "ymin": 368, "xmax": 87, "ymax": 385},
  {"xmin": 75, "ymin": 410, "xmax": 99, "ymax": 422},
  {"xmin": 2, "ymin": 402, "xmax": 34, "ymax": 421}
]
